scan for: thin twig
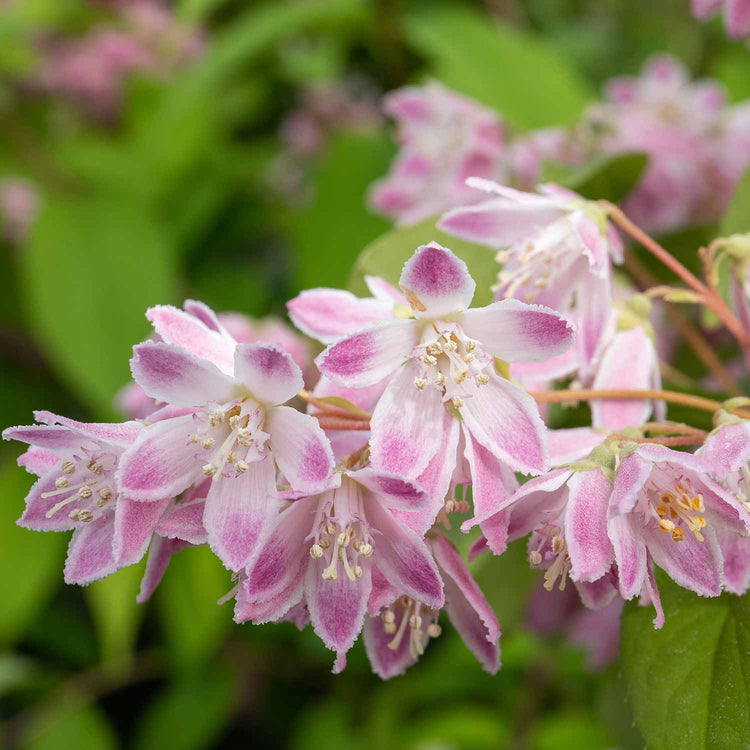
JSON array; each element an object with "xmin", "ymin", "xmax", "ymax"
[
  {"xmin": 298, "ymin": 390, "xmax": 368, "ymax": 420},
  {"xmin": 316, "ymin": 416, "xmax": 371, "ymax": 431}
]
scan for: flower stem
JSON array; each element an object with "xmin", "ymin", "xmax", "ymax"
[
  {"xmin": 298, "ymin": 390, "xmax": 368, "ymax": 420},
  {"xmin": 613, "ymin": 433, "xmax": 707, "ymax": 447},
  {"xmin": 315, "ymin": 416, "xmax": 371, "ymax": 431},
  {"xmin": 604, "ymin": 202, "xmax": 749, "ymax": 348}
]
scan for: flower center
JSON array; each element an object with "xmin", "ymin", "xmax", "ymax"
[
  {"xmin": 188, "ymin": 401, "xmax": 269, "ymax": 479},
  {"xmin": 528, "ymin": 525, "xmax": 571, "ymax": 592},
  {"xmin": 308, "ymin": 482, "xmax": 374, "ymax": 582},
  {"xmin": 647, "ymin": 480, "xmax": 706, "ymax": 542},
  {"xmin": 412, "ymin": 326, "xmax": 491, "ymax": 408},
  {"xmin": 381, "ymin": 595, "xmax": 441, "ymax": 658},
  {"xmin": 42, "ymin": 453, "xmax": 117, "ymax": 523}
]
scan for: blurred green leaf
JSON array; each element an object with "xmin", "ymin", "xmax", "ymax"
[
  {"xmin": 348, "ymin": 217, "xmax": 497, "ymax": 307},
  {"xmin": 621, "ymin": 573, "xmax": 750, "ymax": 749},
  {"xmin": 131, "ymin": 662, "xmax": 235, "ymax": 750},
  {"xmin": 20, "ymin": 196, "xmax": 178, "ymax": 417},
  {"xmin": 289, "ymin": 132, "xmax": 393, "ymax": 293},
  {"xmin": 84, "ymin": 561, "xmax": 145, "ymax": 662},
  {"xmin": 530, "ymin": 709, "xmax": 613, "ymax": 750},
  {"xmin": 22, "ymin": 700, "xmax": 118, "ymax": 750},
  {"xmin": 720, "ymin": 167, "xmax": 750, "ymax": 236},
  {"xmin": 405, "ymin": 706, "xmax": 510, "ymax": 750},
  {"xmin": 548, "ymin": 152, "xmax": 649, "ymax": 203},
  {"xmin": 157, "ymin": 545, "xmax": 231, "ymax": 669},
  {"xmin": 292, "ymin": 698, "xmax": 356, "ymax": 750},
  {"xmin": 403, "ymin": 4, "xmax": 594, "ymax": 129},
  {"xmin": 0, "ymin": 460, "xmax": 65, "ymax": 647}
]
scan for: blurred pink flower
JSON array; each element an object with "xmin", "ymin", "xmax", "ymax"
[
  {"xmin": 692, "ymin": 0, "xmax": 750, "ymax": 38},
  {"xmin": 0, "ymin": 178, "xmax": 38, "ymax": 245}
]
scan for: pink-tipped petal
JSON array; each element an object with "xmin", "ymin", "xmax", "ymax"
[
  {"xmin": 462, "ymin": 428, "xmax": 512, "ymax": 526},
  {"xmin": 147, "ymin": 305, "xmax": 235, "ymax": 375},
  {"xmin": 363, "ymin": 614, "xmax": 416, "ymax": 679},
  {"xmin": 234, "ymin": 574, "xmax": 304, "ymax": 625},
  {"xmin": 432, "ymin": 535, "xmax": 500, "ymax": 673},
  {"xmin": 367, "ymin": 500, "xmax": 444, "ymax": 610},
  {"xmin": 267, "ymin": 406, "xmax": 334, "ymax": 493},
  {"xmin": 156, "ymin": 499, "xmax": 208, "ymax": 545},
  {"xmin": 644, "ymin": 523, "xmax": 723, "ymax": 597},
  {"xmin": 234, "ymin": 344, "xmax": 303, "ymax": 405},
  {"xmin": 370, "ymin": 364, "xmax": 447, "ymax": 479},
  {"xmin": 305, "ymin": 557, "xmax": 371, "ymax": 654},
  {"xmin": 643, "ymin": 558, "xmax": 665, "ymax": 629},
  {"xmin": 17, "ymin": 447, "xmax": 59, "ymax": 476},
  {"xmin": 398, "ymin": 243, "xmax": 475, "ymax": 317},
  {"xmin": 3, "ymin": 425, "xmax": 88, "ymax": 453},
  {"xmin": 591, "ymin": 328, "xmax": 660, "ymax": 431},
  {"xmin": 351, "ymin": 467, "xmax": 430, "ymax": 512},
  {"xmin": 460, "ymin": 300, "xmax": 574, "ymax": 363},
  {"xmin": 575, "ymin": 576, "xmax": 618, "ymax": 610},
  {"xmin": 315, "ymin": 319, "xmax": 419, "ymax": 388},
  {"xmin": 33, "ymin": 411, "xmax": 143, "ymax": 447},
  {"xmin": 460, "ymin": 372, "xmax": 547, "ymax": 475},
  {"xmin": 117, "ymin": 415, "xmax": 199, "ymax": 502},
  {"xmin": 203, "ymin": 456, "xmax": 277, "ymax": 571},
  {"xmin": 364, "ymin": 276, "xmax": 409, "ymax": 305},
  {"xmin": 131, "ymin": 342, "xmax": 235, "ymax": 407},
  {"xmin": 287, "ymin": 289, "xmax": 395, "ymax": 344},
  {"xmin": 113, "ymin": 496, "xmax": 171, "ymax": 567},
  {"xmin": 699, "ymin": 422, "xmax": 750, "ymax": 480},
  {"xmin": 608, "ymin": 514, "xmax": 647, "ymax": 600},
  {"xmin": 565, "ymin": 469, "xmax": 613, "ymax": 583},
  {"xmin": 63, "ymin": 517, "xmax": 117, "ymax": 585},
  {"xmin": 137, "ymin": 536, "xmax": 190, "ymax": 604},
  {"xmin": 368, "ymin": 566, "xmax": 399, "ymax": 616}
]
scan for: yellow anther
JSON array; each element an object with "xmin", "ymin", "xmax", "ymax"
[
  {"xmin": 409, "ymin": 615, "xmax": 422, "ymax": 629},
  {"xmin": 78, "ymin": 486, "xmax": 93, "ymax": 500},
  {"xmin": 202, "ymin": 463, "xmax": 216, "ymax": 477},
  {"xmin": 656, "ymin": 505, "xmax": 668, "ymax": 518},
  {"xmin": 427, "ymin": 623, "xmax": 442, "ymax": 638},
  {"xmin": 477, "ymin": 374, "xmax": 489, "ymax": 385},
  {"xmin": 309, "ymin": 543, "xmax": 324, "ymax": 559},
  {"xmin": 672, "ymin": 527, "xmax": 685, "ymax": 542},
  {"xmin": 56, "ymin": 477, "xmax": 70, "ymax": 489},
  {"xmin": 529, "ymin": 550, "xmax": 542, "ymax": 565},
  {"xmin": 414, "ymin": 377, "xmax": 427, "ymax": 390},
  {"xmin": 383, "ymin": 610, "xmax": 395, "ymax": 625},
  {"xmin": 451, "ymin": 396, "xmax": 464, "ymax": 408},
  {"xmin": 88, "ymin": 461, "xmax": 103, "ymax": 474},
  {"xmin": 235, "ymin": 460, "xmax": 248, "ymax": 473},
  {"xmin": 658, "ymin": 518, "xmax": 675, "ymax": 533},
  {"xmin": 61, "ymin": 460, "xmax": 76, "ymax": 474},
  {"xmin": 465, "ymin": 341, "xmax": 476, "ymax": 352},
  {"xmin": 201, "ymin": 438, "xmax": 215, "ymax": 450},
  {"xmin": 77, "ymin": 510, "xmax": 94, "ymax": 522}
]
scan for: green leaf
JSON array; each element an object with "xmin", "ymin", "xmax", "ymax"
[
  {"xmin": 0, "ymin": 460, "xmax": 65, "ymax": 647},
  {"xmin": 20, "ymin": 196, "xmax": 178, "ymax": 417},
  {"xmin": 157, "ymin": 545, "xmax": 231, "ymax": 669},
  {"xmin": 547, "ymin": 152, "xmax": 649, "ymax": 203},
  {"xmin": 403, "ymin": 5, "xmax": 593, "ymax": 129},
  {"xmin": 132, "ymin": 663, "xmax": 235, "ymax": 750},
  {"xmin": 22, "ymin": 701, "xmax": 118, "ymax": 750},
  {"xmin": 621, "ymin": 573, "xmax": 750, "ymax": 749},
  {"xmin": 84, "ymin": 561, "xmax": 145, "ymax": 662},
  {"xmin": 347, "ymin": 217, "xmax": 498, "ymax": 308},
  {"xmin": 288, "ymin": 132, "xmax": 393, "ymax": 293},
  {"xmin": 317, "ymin": 396, "xmax": 371, "ymax": 416},
  {"xmin": 720, "ymin": 167, "xmax": 750, "ymax": 236}
]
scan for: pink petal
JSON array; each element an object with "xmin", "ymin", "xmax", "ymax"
[
  {"xmin": 3, "ymin": 424, "xmax": 87, "ymax": 453},
  {"xmin": 113, "ymin": 495, "xmax": 171, "ymax": 567},
  {"xmin": 287, "ymin": 288, "xmax": 395, "ymax": 344},
  {"xmin": 316, "ymin": 319, "xmax": 419, "ymax": 388},
  {"xmin": 183, "ymin": 299, "xmax": 225, "ymax": 333},
  {"xmin": 267, "ymin": 405, "xmax": 334, "ymax": 493},
  {"xmin": 64, "ymin": 517, "xmax": 118, "ymax": 585},
  {"xmin": 351, "ymin": 467, "xmax": 431, "ymax": 512},
  {"xmin": 698, "ymin": 422, "xmax": 750, "ymax": 480},
  {"xmin": 367, "ymin": 499, "xmax": 444, "ymax": 610},
  {"xmin": 609, "ymin": 452, "xmax": 653, "ymax": 516},
  {"xmin": 468, "ymin": 536, "xmax": 489, "ymax": 562},
  {"xmin": 364, "ymin": 276, "xmax": 409, "ymax": 305},
  {"xmin": 398, "ymin": 242, "xmax": 475, "ymax": 317},
  {"xmin": 33, "ymin": 411, "xmax": 143, "ymax": 447},
  {"xmin": 608, "ymin": 514, "xmax": 647, "ymax": 599},
  {"xmin": 644, "ymin": 524, "xmax": 722, "ymax": 597},
  {"xmin": 643, "ymin": 557, "xmax": 664, "ymax": 629},
  {"xmin": 363, "ymin": 614, "xmax": 416, "ymax": 679},
  {"xmin": 575, "ymin": 575, "xmax": 618, "ymax": 610},
  {"xmin": 726, "ymin": 0, "xmax": 750, "ymax": 36},
  {"xmin": 564, "ymin": 469, "xmax": 613, "ymax": 583},
  {"xmin": 368, "ymin": 566, "xmax": 399, "ymax": 616},
  {"xmin": 718, "ymin": 530, "xmax": 750, "ymax": 595},
  {"xmin": 234, "ymin": 343, "xmax": 303, "ymax": 405},
  {"xmin": 131, "ymin": 342, "xmax": 235, "ymax": 407},
  {"xmin": 460, "ymin": 300, "xmax": 574, "ymax": 363},
  {"xmin": 460, "ymin": 371, "xmax": 547, "ymax": 475},
  {"xmin": 548, "ymin": 428, "xmax": 604, "ymax": 465},
  {"xmin": 17, "ymin": 447, "xmax": 59, "ymax": 476},
  {"xmin": 432, "ymin": 535, "xmax": 500, "ymax": 673},
  {"xmin": 692, "ymin": 0, "xmax": 723, "ymax": 18},
  {"xmin": 117, "ymin": 414, "xmax": 201, "ymax": 502},
  {"xmin": 575, "ymin": 272, "xmax": 613, "ymax": 368},
  {"xmin": 305, "ymin": 557, "xmax": 371, "ymax": 653},
  {"xmin": 245, "ymin": 497, "xmax": 316, "ymax": 604},
  {"xmin": 137, "ymin": 536, "xmax": 190, "ymax": 604},
  {"xmin": 438, "ymin": 197, "xmax": 563, "ymax": 249},
  {"xmin": 147, "ymin": 305, "xmax": 235, "ymax": 375},
  {"xmin": 462, "ymin": 427, "xmax": 513, "ymax": 525},
  {"xmin": 156, "ymin": 499, "xmax": 208, "ymax": 545},
  {"xmin": 18, "ymin": 469, "xmax": 77, "ymax": 531},
  {"xmin": 370, "ymin": 364, "xmax": 448, "ymax": 479},
  {"xmin": 203, "ymin": 456, "xmax": 277, "ymax": 571},
  {"xmin": 569, "ymin": 211, "xmax": 610, "ymax": 277},
  {"xmin": 234, "ymin": 574, "xmax": 304, "ymax": 625},
  {"xmin": 591, "ymin": 328, "xmax": 660, "ymax": 431}
]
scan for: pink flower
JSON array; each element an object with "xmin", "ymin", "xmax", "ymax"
[
  {"xmin": 508, "ymin": 127, "xmax": 584, "ymax": 191},
  {"xmin": 692, "ymin": 0, "xmax": 750, "ymax": 38},
  {"xmin": 608, "ymin": 444, "xmax": 750, "ymax": 625},
  {"xmin": 0, "ymin": 178, "xmax": 38, "ymax": 245},
  {"xmin": 116, "ymin": 302, "xmax": 334, "ymax": 571},
  {"xmin": 316, "ymin": 243, "xmax": 574, "ymax": 532},
  {"xmin": 364, "ymin": 534, "xmax": 500, "ymax": 678},
  {"xmin": 698, "ymin": 419, "xmax": 750, "ymax": 594},
  {"xmin": 234, "ymin": 469, "xmax": 443, "ymax": 665},
  {"xmin": 439, "ymin": 180, "xmax": 621, "ymax": 377},
  {"xmin": 3, "ymin": 412, "xmax": 168, "ymax": 585},
  {"xmin": 369, "ymin": 82, "xmax": 506, "ymax": 225}
]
